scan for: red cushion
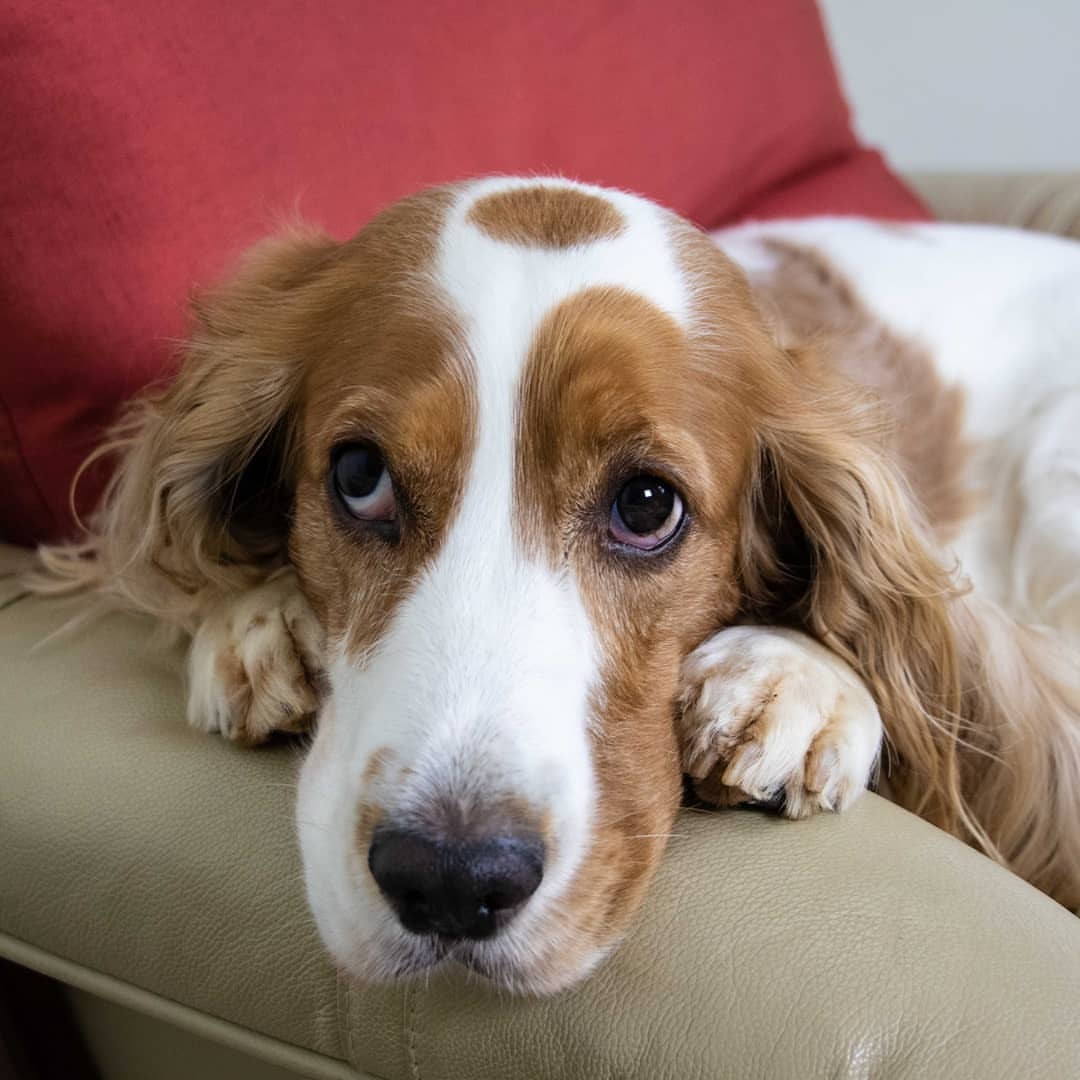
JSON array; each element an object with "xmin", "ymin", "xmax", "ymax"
[{"xmin": 0, "ymin": 0, "xmax": 930, "ymax": 545}]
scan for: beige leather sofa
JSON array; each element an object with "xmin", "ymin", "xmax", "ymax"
[{"xmin": 3, "ymin": 174, "xmax": 1080, "ymax": 1080}]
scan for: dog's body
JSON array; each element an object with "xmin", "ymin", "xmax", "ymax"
[
  {"xmin": 35, "ymin": 179, "xmax": 1080, "ymax": 993},
  {"xmin": 718, "ymin": 218, "xmax": 1080, "ymax": 904},
  {"xmin": 721, "ymin": 217, "xmax": 1080, "ymax": 625}
]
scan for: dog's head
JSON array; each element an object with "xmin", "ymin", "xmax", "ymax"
[
  {"xmin": 85, "ymin": 179, "xmax": 962, "ymax": 991},
  {"xmin": 289, "ymin": 180, "xmax": 766, "ymax": 992}
]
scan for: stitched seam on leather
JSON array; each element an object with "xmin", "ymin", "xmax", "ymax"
[
  {"xmin": 0, "ymin": 930, "xmax": 365, "ymax": 1079},
  {"xmin": 338, "ymin": 968, "xmax": 353, "ymax": 1067},
  {"xmin": 405, "ymin": 984, "xmax": 422, "ymax": 1080}
]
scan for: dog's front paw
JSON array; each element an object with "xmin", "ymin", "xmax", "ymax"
[
  {"xmin": 187, "ymin": 571, "xmax": 325, "ymax": 745},
  {"xmin": 678, "ymin": 627, "xmax": 881, "ymax": 818}
]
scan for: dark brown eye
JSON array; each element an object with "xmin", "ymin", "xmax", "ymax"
[
  {"xmin": 332, "ymin": 443, "xmax": 395, "ymax": 520},
  {"xmin": 610, "ymin": 476, "xmax": 684, "ymax": 550}
]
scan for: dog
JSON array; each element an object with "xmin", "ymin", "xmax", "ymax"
[{"xmin": 34, "ymin": 177, "xmax": 1080, "ymax": 993}]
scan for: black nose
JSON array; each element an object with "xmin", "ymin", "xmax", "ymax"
[{"xmin": 368, "ymin": 827, "xmax": 544, "ymax": 939}]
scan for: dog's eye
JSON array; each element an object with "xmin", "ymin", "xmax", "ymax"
[
  {"xmin": 332, "ymin": 443, "xmax": 395, "ymax": 521},
  {"xmin": 610, "ymin": 476, "xmax": 684, "ymax": 551}
]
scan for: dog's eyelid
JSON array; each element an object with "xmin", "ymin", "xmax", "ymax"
[{"xmin": 328, "ymin": 427, "xmax": 383, "ymax": 458}]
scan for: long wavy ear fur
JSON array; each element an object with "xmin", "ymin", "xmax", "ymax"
[
  {"xmin": 32, "ymin": 226, "xmax": 339, "ymax": 633},
  {"xmin": 738, "ymin": 349, "xmax": 990, "ymax": 848},
  {"xmin": 740, "ymin": 348, "xmax": 1080, "ymax": 911}
]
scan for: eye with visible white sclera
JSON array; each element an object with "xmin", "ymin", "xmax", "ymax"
[
  {"xmin": 332, "ymin": 443, "xmax": 396, "ymax": 522},
  {"xmin": 609, "ymin": 475, "xmax": 685, "ymax": 551}
]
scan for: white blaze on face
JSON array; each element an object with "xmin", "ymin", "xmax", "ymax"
[{"xmin": 297, "ymin": 177, "xmax": 692, "ymax": 981}]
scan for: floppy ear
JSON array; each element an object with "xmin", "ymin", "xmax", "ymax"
[
  {"xmin": 737, "ymin": 349, "xmax": 985, "ymax": 844},
  {"xmin": 36, "ymin": 226, "xmax": 339, "ymax": 630}
]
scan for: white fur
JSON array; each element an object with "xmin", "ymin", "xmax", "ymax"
[
  {"xmin": 191, "ymin": 196, "xmax": 1079, "ymax": 987},
  {"xmin": 716, "ymin": 218, "xmax": 1080, "ymax": 629},
  {"xmin": 680, "ymin": 627, "xmax": 882, "ymax": 817},
  {"xmin": 187, "ymin": 569, "xmax": 322, "ymax": 742},
  {"xmin": 296, "ymin": 178, "xmax": 694, "ymax": 983}
]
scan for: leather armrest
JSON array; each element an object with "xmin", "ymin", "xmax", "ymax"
[
  {"xmin": 352, "ymin": 799, "xmax": 1080, "ymax": 1079},
  {"xmin": 909, "ymin": 171, "xmax": 1080, "ymax": 239},
  {"xmin": 4, "ymin": 550, "xmax": 1080, "ymax": 1078}
]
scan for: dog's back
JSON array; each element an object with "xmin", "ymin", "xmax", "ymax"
[{"xmin": 718, "ymin": 218, "xmax": 1080, "ymax": 638}]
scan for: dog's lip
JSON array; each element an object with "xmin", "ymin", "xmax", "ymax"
[
  {"xmin": 396, "ymin": 933, "xmax": 503, "ymax": 982},
  {"xmin": 389, "ymin": 930, "xmax": 477, "ymax": 966},
  {"xmin": 426, "ymin": 933, "xmax": 493, "ymax": 966}
]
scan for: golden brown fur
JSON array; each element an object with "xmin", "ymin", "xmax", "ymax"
[
  {"xmin": 515, "ymin": 284, "xmax": 751, "ymax": 954},
  {"xmin": 32, "ymin": 181, "xmax": 1080, "ymax": 960},
  {"xmin": 711, "ymin": 231, "xmax": 1080, "ymax": 908},
  {"xmin": 34, "ymin": 190, "xmax": 462, "ymax": 642},
  {"xmin": 467, "ymin": 184, "xmax": 626, "ymax": 248},
  {"xmin": 32, "ymin": 224, "xmax": 335, "ymax": 627}
]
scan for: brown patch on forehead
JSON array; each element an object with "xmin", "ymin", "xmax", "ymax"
[
  {"xmin": 467, "ymin": 185, "xmax": 625, "ymax": 248},
  {"xmin": 287, "ymin": 186, "xmax": 477, "ymax": 658},
  {"xmin": 748, "ymin": 238, "xmax": 975, "ymax": 540}
]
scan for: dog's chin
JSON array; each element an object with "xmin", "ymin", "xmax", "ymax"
[{"xmin": 333, "ymin": 928, "xmax": 611, "ymax": 997}]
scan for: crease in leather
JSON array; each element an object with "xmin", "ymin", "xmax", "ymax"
[
  {"xmin": 0, "ymin": 931, "xmax": 371, "ymax": 1080},
  {"xmin": 0, "ymin": 588, "xmax": 30, "ymax": 613},
  {"xmin": 347, "ymin": 800, "xmax": 1080, "ymax": 1080},
  {"xmin": 1, "ymin": 587, "xmax": 347, "ymax": 1058}
]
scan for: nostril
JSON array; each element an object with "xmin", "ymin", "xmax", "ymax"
[
  {"xmin": 368, "ymin": 826, "xmax": 544, "ymax": 939},
  {"xmin": 476, "ymin": 836, "xmax": 544, "ymax": 912}
]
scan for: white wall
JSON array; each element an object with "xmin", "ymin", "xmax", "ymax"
[{"xmin": 819, "ymin": 0, "xmax": 1080, "ymax": 171}]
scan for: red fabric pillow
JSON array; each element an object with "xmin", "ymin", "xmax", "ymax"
[{"xmin": 0, "ymin": 0, "xmax": 929, "ymax": 545}]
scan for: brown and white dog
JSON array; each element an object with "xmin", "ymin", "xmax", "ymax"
[{"xmin": 36, "ymin": 178, "xmax": 1080, "ymax": 993}]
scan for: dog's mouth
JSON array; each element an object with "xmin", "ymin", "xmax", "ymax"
[
  {"xmin": 380, "ymin": 932, "xmax": 517, "ymax": 987},
  {"xmin": 367, "ymin": 919, "xmax": 590, "ymax": 994}
]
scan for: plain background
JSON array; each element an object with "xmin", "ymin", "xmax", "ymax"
[{"xmin": 820, "ymin": 0, "xmax": 1080, "ymax": 171}]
